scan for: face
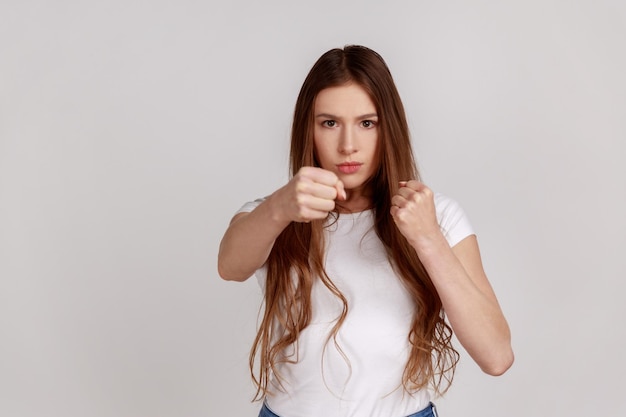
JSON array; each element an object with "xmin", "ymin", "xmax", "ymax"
[{"xmin": 313, "ymin": 83, "xmax": 379, "ymax": 195}]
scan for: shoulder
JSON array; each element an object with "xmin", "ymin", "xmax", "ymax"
[
  {"xmin": 434, "ymin": 193, "xmax": 475, "ymax": 247},
  {"xmin": 434, "ymin": 193, "xmax": 463, "ymax": 220}
]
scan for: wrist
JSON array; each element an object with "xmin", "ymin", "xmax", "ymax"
[
  {"xmin": 409, "ymin": 231, "xmax": 449, "ymax": 260},
  {"xmin": 265, "ymin": 189, "xmax": 294, "ymax": 227}
]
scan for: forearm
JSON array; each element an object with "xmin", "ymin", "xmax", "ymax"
[
  {"xmin": 218, "ymin": 167, "xmax": 345, "ymax": 281},
  {"xmin": 217, "ymin": 194, "xmax": 291, "ymax": 282},
  {"xmin": 414, "ymin": 235, "xmax": 514, "ymax": 375}
]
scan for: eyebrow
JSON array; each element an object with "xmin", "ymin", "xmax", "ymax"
[{"xmin": 315, "ymin": 112, "xmax": 378, "ymax": 119}]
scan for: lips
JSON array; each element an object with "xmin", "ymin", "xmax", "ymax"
[{"xmin": 337, "ymin": 162, "xmax": 362, "ymax": 174}]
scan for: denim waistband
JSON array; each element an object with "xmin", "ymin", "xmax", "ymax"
[
  {"xmin": 407, "ymin": 402, "xmax": 438, "ymax": 417},
  {"xmin": 258, "ymin": 401, "xmax": 438, "ymax": 417},
  {"xmin": 258, "ymin": 402, "xmax": 280, "ymax": 417}
]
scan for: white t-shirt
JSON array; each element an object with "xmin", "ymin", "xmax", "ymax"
[{"xmin": 237, "ymin": 193, "xmax": 474, "ymax": 417}]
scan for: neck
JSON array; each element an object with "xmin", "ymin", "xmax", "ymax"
[{"xmin": 335, "ymin": 188, "xmax": 373, "ymax": 213}]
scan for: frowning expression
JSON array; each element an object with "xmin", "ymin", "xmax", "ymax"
[{"xmin": 313, "ymin": 83, "xmax": 379, "ymax": 193}]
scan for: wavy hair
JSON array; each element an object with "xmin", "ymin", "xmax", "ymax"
[{"xmin": 250, "ymin": 45, "xmax": 458, "ymax": 400}]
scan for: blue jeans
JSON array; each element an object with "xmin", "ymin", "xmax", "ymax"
[{"xmin": 258, "ymin": 401, "xmax": 438, "ymax": 417}]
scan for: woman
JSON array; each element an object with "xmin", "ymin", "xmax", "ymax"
[{"xmin": 218, "ymin": 45, "xmax": 513, "ymax": 417}]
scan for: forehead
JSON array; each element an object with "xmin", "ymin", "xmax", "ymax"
[{"xmin": 314, "ymin": 83, "xmax": 376, "ymax": 116}]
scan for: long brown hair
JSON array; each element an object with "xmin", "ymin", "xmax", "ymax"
[{"xmin": 250, "ymin": 45, "xmax": 458, "ymax": 400}]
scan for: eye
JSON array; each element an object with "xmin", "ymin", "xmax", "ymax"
[
  {"xmin": 361, "ymin": 120, "xmax": 376, "ymax": 128},
  {"xmin": 322, "ymin": 120, "xmax": 337, "ymax": 128}
]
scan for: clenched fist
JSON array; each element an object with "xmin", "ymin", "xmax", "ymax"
[
  {"xmin": 390, "ymin": 180, "xmax": 442, "ymax": 249},
  {"xmin": 273, "ymin": 166, "xmax": 346, "ymax": 223}
]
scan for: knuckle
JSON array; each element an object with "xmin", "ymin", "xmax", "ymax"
[
  {"xmin": 297, "ymin": 207, "xmax": 308, "ymax": 221},
  {"xmin": 295, "ymin": 194, "xmax": 307, "ymax": 207},
  {"xmin": 295, "ymin": 181, "xmax": 307, "ymax": 194}
]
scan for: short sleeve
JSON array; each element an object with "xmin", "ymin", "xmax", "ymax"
[
  {"xmin": 434, "ymin": 193, "xmax": 475, "ymax": 247},
  {"xmin": 235, "ymin": 197, "xmax": 267, "ymax": 214}
]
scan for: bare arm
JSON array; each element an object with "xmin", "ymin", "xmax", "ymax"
[
  {"xmin": 391, "ymin": 181, "xmax": 514, "ymax": 375},
  {"xmin": 418, "ymin": 234, "xmax": 513, "ymax": 375},
  {"xmin": 217, "ymin": 167, "xmax": 345, "ymax": 282},
  {"xmin": 217, "ymin": 199, "xmax": 290, "ymax": 282}
]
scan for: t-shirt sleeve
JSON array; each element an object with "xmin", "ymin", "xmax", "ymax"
[
  {"xmin": 434, "ymin": 193, "xmax": 475, "ymax": 247},
  {"xmin": 235, "ymin": 197, "xmax": 267, "ymax": 214}
]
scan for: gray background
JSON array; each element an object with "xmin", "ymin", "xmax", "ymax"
[{"xmin": 1, "ymin": 1, "xmax": 625, "ymax": 416}]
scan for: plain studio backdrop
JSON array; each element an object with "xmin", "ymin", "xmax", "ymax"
[{"xmin": 1, "ymin": 1, "xmax": 625, "ymax": 416}]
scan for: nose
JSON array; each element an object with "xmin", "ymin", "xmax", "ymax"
[{"xmin": 339, "ymin": 126, "xmax": 357, "ymax": 154}]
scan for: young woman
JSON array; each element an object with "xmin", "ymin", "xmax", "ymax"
[{"xmin": 218, "ymin": 45, "xmax": 513, "ymax": 417}]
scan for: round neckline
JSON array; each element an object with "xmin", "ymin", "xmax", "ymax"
[{"xmin": 334, "ymin": 208, "xmax": 374, "ymax": 219}]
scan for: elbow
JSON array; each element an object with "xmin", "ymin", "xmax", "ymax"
[
  {"xmin": 481, "ymin": 348, "xmax": 515, "ymax": 376},
  {"xmin": 217, "ymin": 266, "xmax": 232, "ymax": 281},
  {"xmin": 217, "ymin": 258, "xmax": 237, "ymax": 281},
  {"xmin": 217, "ymin": 257, "xmax": 253, "ymax": 282}
]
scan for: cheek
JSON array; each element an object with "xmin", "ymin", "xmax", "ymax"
[
  {"xmin": 315, "ymin": 149, "xmax": 332, "ymax": 167},
  {"xmin": 313, "ymin": 131, "xmax": 332, "ymax": 155}
]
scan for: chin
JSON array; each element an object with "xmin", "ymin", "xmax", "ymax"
[{"xmin": 343, "ymin": 179, "xmax": 369, "ymax": 193}]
